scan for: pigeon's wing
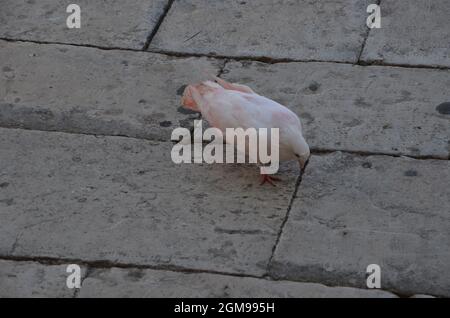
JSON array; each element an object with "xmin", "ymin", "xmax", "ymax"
[
  {"xmin": 201, "ymin": 90, "xmax": 273, "ymax": 131},
  {"xmin": 200, "ymin": 88, "xmax": 308, "ymax": 162},
  {"xmin": 213, "ymin": 77, "xmax": 256, "ymax": 94}
]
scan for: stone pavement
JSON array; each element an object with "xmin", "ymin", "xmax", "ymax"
[{"xmin": 0, "ymin": 0, "xmax": 449, "ymax": 298}]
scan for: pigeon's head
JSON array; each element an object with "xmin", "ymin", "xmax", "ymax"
[{"xmin": 293, "ymin": 135, "xmax": 310, "ymax": 170}]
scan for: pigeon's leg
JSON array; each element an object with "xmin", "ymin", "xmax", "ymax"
[
  {"xmin": 260, "ymin": 174, "xmax": 281, "ymax": 186},
  {"xmin": 213, "ymin": 76, "xmax": 255, "ymax": 94}
]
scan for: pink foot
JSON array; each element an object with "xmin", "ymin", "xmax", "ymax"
[{"xmin": 260, "ymin": 174, "xmax": 281, "ymax": 186}]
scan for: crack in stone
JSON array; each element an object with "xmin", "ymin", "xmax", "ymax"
[
  {"xmin": 9, "ymin": 231, "xmax": 24, "ymax": 255},
  {"xmin": 1, "ymin": 37, "xmax": 448, "ymax": 70},
  {"xmin": 73, "ymin": 266, "xmax": 93, "ymax": 298},
  {"xmin": 0, "ymin": 254, "xmax": 265, "ymax": 280},
  {"xmin": 0, "ymin": 254, "xmax": 411, "ymax": 297},
  {"xmin": 217, "ymin": 59, "xmax": 229, "ymax": 78},
  {"xmin": 310, "ymin": 147, "xmax": 449, "ymax": 161},
  {"xmin": 142, "ymin": 0, "xmax": 175, "ymax": 51},
  {"xmin": 265, "ymin": 161, "xmax": 308, "ymax": 275},
  {"xmin": 0, "ymin": 126, "xmax": 447, "ymax": 161},
  {"xmin": 357, "ymin": 0, "xmax": 382, "ymax": 63},
  {"xmin": 0, "ymin": 37, "xmax": 143, "ymax": 53},
  {"xmin": 214, "ymin": 227, "xmax": 266, "ymax": 235}
]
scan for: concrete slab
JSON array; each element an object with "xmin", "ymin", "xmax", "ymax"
[
  {"xmin": 0, "ymin": 128, "xmax": 298, "ymax": 276},
  {"xmin": 0, "ymin": 0, "xmax": 168, "ymax": 49},
  {"xmin": 79, "ymin": 267, "xmax": 397, "ymax": 297},
  {"xmin": 361, "ymin": 0, "xmax": 450, "ymax": 67},
  {"xmin": 0, "ymin": 41, "xmax": 221, "ymax": 141},
  {"xmin": 149, "ymin": 0, "xmax": 371, "ymax": 63},
  {"xmin": 0, "ymin": 260, "xmax": 82, "ymax": 297},
  {"xmin": 270, "ymin": 152, "xmax": 450, "ymax": 297},
  {"xmin": 222, "ymin": 60, "xmax": 450, "ymax": 158}
]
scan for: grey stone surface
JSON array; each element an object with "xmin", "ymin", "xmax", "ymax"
[
  {"xmin": 222, "ymin": 60, "xmax": 450, "ymax": 158},
  {"xmin": 0, "ymin": 260, "xmax": 82, "ymax": 297},
  {"xmin": 0, "ymin": 40, "xmax": 221, "ymax": 141},
  {"xmin": 149, "ymin": 0, "xmax": 371, "ymax": 63},
  {"xmin": 0, "ymin": 0, "xmax": 448, "ymax": 298},
  {"xmin": 0, "ymin": 128, "xmax": 298, "ymax": 276},
  {"xmin": 361, "ymin": 0, "xmax": 450, "ymax": 67},
  {"xmin": 270, "ymin": 152, "xmax": 450, "ymax": 297},
  {"xmin": 79, "ymin": 267, "xmax": 397, "ymax": 297},
  {"xmin": 0, "ymin": 0, "xmax": 168, "ymax": 49}
]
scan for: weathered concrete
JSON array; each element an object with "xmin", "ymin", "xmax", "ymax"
[
  {"xmin": 0, "ymin": 128, "xmax": 298, "ymax": 276},
  {"xmin": 0, "ymin": 0, "xmax": 168, "ymax": 49},
  {"xmin": 270, "ymin": 152, "xmax": 450, "ymax": 297},
  {"xmin": 78, "ymin": 267, "xmax": 397, "ymax": 297},
  {"xmin": 0, "ymin": 41, "xmax": 221, "ymax": 141},
  {"xmin": 222, "ymin": 61, "xmax": 450, "ymax": 158},
  {"xmin": 0, "ymin": 260, "xmax": 83, "ymax": 297},
  {"xmin": 149, "ymin": 0, "xmax": 371, "ymax": 63},
  {"xmin": 0, "ymin": 0, "xmax": 448, "ymax": 298},
  {"xmin": 361, "ymin": 0, "xmax": 450, "ymax": 67}
]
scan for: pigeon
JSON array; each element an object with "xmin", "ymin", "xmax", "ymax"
[{"xmin": 181, "ymin": 77, "xmax": 310, "ymax": 185}]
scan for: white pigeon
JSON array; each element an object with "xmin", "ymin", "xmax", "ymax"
[{"xmin": 181, "ymin": 77, "xmax": 310, "ymax": 185}]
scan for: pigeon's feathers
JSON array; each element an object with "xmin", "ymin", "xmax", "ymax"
[{"xmin": 181, "ymin": 78, "xmax": 310, "ymax": 166}]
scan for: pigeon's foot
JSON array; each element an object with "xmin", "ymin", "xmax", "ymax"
[{"xmin": 260, "ymin": 174, "xmax": 281, "ymax": 186}]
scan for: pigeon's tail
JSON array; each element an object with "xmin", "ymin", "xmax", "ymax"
[
  {"xmin": 181, "ymin": 80, "xmax": 221, "ymax": 112},
  {"xmin": 181, "ymin": 85, "xmax": 201, "ymax": 112},
  {"xmin": 180, "ymin": 69, "xmax": 217, "ymax": 112}
]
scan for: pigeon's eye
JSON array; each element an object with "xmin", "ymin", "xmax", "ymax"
[{"xmin": 294, "ymin": 153, "xmax": 300, "ymax": 158}]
